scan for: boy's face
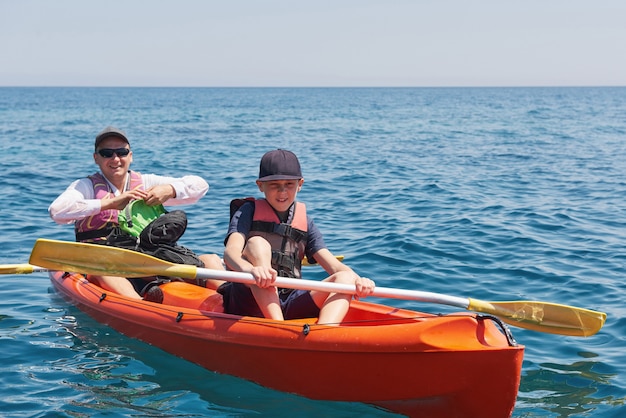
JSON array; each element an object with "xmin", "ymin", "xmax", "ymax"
[{"xmin": 256, "ymin": 179, "xmax": 303, "ymax": 213}]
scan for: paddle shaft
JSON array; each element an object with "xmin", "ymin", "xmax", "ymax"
[
  {"xmin": 0, "ymin": 258, "xmax": 336, "ymax": 274},
  {"xmin": 171, "ymin": 268, "xmax": 606, "ymax": 337},
  {"xmin": 196, "ymin": 267, "xmax": 470, "ymax": 308},
  {"xmin": 0, "ymin": 264, "xmax": 48, "ymax": 275}
]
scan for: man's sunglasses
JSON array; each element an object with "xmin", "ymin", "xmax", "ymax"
[{"xmin": 97, "ymin": 148, "xmax": 130, "ymax": 158}]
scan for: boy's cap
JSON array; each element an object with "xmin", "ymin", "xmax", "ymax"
[
  {"xmin": 95, "ymin": 126, "xmax": 130, "ymax": 150},
  {"xmin": 258, "ymin": 149, "xmax": 303, "ymax": 181}
]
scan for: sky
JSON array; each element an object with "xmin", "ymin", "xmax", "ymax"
[{"xmin": 1, "ymin": 0, "xmax": 625, "ymax": 87}]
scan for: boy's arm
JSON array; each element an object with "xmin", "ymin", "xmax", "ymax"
[
  {"xmin": 224, "ymin": 202, "xmax": 261, "ymax": 274},
  {"xmin": 224, "ymin": 232, "xmax": 278, "ymax": 288},
  {"xmin": 314, "ymin": 248, "xmax": 376, "ymax": 298},
  {"xmin": 223, "ymin": 232, "xmax": 250, "ymax": 272},
  {"xmin": 313, "ymin": 248, "xmax": 354, "ymax": 275}
]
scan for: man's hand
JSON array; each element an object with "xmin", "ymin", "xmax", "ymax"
[{"xmin": 143, "ymin": 184, "xmax": 176, "ymax": 205}]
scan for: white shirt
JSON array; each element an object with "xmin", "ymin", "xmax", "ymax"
[{"xmin": 48, "ymin": 172, "xmax": 209, "ymax": 225}]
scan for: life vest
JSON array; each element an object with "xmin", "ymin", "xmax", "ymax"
[
  {"xmin": 234, "ymin": 198, "xmax": 308, "ymax": 279},
  {"xmin": 74, "ymin": 171, "xmax": 143, "ymax": 242}
]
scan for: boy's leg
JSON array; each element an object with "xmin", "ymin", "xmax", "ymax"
[
  {"xmin": 314, "ymin": 271, "xmax": 354, "ymax": 325},
  {"xmin": 243, "ymin": 236, "xmax": 284, "ymax": 320}
]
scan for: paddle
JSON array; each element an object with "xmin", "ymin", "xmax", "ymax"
[
  {"xmin": 0, "ymin": 258, "xmax": 339, "ymax": 274},
  {"xmin": 30, "ymin": 238, "xmax": 606, "ymax": 337},
  {"xmin": 302, "ymin": 255, "xmax": 343, "ymax": 265},
  {"xmin": 0, "ymin": 264, "xmax": 49, "ymax": 275}
]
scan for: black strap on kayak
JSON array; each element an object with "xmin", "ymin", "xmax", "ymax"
[{"xmin": 477, "ymin": 314, "xmax": 518, "ymax": 347}]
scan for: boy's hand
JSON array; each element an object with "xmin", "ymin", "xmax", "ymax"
[
  {"xmin": 354, "ymin": 276, "xmax": 375, "ymax": 299},
  {"xmin": 250, "ymin": 265, "xmax": 278, "ymax": 288}
]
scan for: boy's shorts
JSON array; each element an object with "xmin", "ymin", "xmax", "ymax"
[{"xmin": 220, "ymin": 282, "xmax": 320, "ymax": 319}]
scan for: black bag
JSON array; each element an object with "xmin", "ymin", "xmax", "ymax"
[
  {"xmin": 147, "ymin": 243, "xmax": 204, "ymax": 267},
  {"xmin": 106, "ymin": 210, "xmax": 204, "ymax": 267},
  {"xmin": 139, "ymin": 210, "xmax": 188, "ymax": 246}
]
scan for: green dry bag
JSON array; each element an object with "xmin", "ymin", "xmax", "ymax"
[{"xmin": 118, "ymin": 200, "xmax": 167, "ymax": 237}]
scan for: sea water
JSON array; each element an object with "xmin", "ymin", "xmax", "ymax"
[{"xmin": 0, "ymin": 87, "xmax": 625, "ymax": 417}]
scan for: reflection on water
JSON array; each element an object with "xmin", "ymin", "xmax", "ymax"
[
  {"xmin": 42, "ymin": 305, "xmax": 401, "ymax": 417},
  {"xmin": 517, "ymin": 354, "xmax": 625, "ymax": 417}
]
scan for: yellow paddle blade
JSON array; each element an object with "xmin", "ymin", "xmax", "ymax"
[
  {"xmin": 30, "ymin": 239, "xmax": 198, "ymax": 280},
  {"xmin": 0, "ymin": 264, "xmax": 47, "ymax": 275},
  {"xmin": 468, "ymin": 298, "xmax": 606, "ymax": 337}
]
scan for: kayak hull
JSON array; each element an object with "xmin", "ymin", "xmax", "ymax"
[{"xmin": 50, "ymin": 271, "xmax": 524, "ymax": 417}]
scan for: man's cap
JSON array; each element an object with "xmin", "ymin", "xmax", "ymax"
[
  {"xmin": 258, "ymin": 149, "xmax": 303, "ymax": 181},
  {"xmin": 95, "ymin": 126, "xmax": 130, "ymax": 150}
]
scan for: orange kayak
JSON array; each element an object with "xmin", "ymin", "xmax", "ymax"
[{"xmin": 50, "ymin": 271, "xmax": 524, "ymax": 417}]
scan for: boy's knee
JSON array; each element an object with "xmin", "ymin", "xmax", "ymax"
[
  {"xmin": 246, "ymin": 236, "xmax": 272, "ymax": 249},
  {"xmin": 243, "ymin": 236, "xmax": 272, "ymax": 261}
]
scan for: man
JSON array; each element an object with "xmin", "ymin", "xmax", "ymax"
[{"xmin": 49, "ymin": 126, "xmax": 223, "ymax": 299}]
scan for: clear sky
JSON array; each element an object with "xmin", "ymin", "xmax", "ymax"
[{"xmin": 1, "ymin": 0, "xmax": 625, "ymax": 87}]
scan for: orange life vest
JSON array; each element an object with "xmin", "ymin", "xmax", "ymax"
[{"xmin": 239, "ymin": 198, "xmax": 308, "ymax": 279}]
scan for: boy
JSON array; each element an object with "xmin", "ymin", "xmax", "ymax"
[{"xmin": 222, "ymin": 149, "xmax": 375, "ymax": 324}]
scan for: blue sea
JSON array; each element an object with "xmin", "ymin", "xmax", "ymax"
[{"xmin": 1, "ymin": 87, "xmax": 625, "ymax": 417}]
